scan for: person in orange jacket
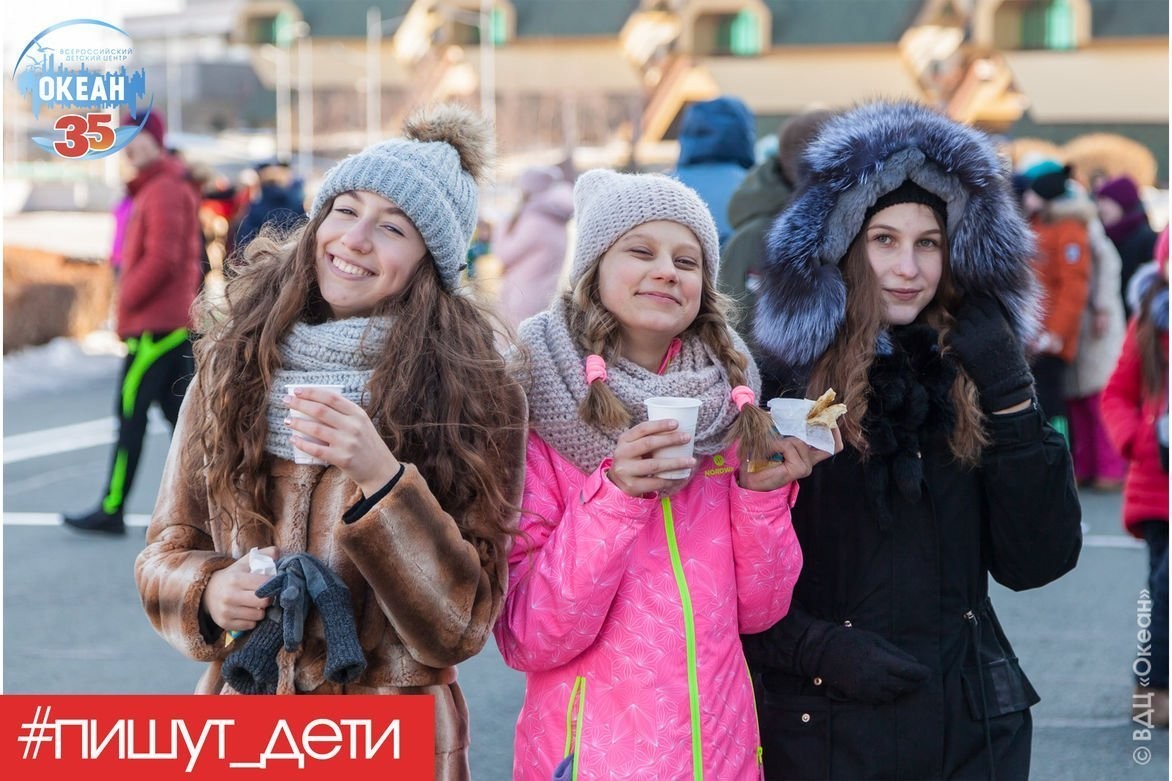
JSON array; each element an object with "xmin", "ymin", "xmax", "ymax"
[{"xmin": 1016, "ymin": 160, "xmax": 1092, "ymax": 442}]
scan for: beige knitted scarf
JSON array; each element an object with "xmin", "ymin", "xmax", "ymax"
[
  {"xmin": 264, "ymin": 317, "xmax": 392, "ymax": 461},
  {"xmin": 518, "ymin": 299, "xmax": 760, "ymax": 474}
]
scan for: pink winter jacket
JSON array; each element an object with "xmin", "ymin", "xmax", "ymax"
[{"xmin": 494, "ymin": 432, "xmax": 802, "ymax": 780}]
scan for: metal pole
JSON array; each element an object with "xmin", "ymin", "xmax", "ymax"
[
  {"xmin": 297, "ymin": 28, "xmax": 313, "ymax": 181},
  {"xmin": 276, "ymin": 44, "xmax": 291, "ymax": 161},
  {"xmin": 166, "ymin": 35, "xmax": 182, "ymax": 134},
  {"xmin": 562, "ymin": 90, "xmax": 578, "ymax": 155},
  {"xmin": 479, "ymin": 0, "xmax": 495, "ymax": 128},
  {"xmin": 367, "ymin": 7, "xmax": 381, "ymax": 147}
]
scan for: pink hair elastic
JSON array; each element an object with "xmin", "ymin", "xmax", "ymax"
[
  {"xmin": 585, "ymin": 354, "xmax": 608, "ymax": 385},
  {"xmin": 730, "ymin": 385, "xmax": 756, "ymax": 411}
]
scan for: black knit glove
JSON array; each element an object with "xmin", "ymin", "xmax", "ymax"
[
  {"xmin": 948, "ymin": 295, "xmax": 1034, "ymax": 412},
  {"xmin": 798, "ymin": 621, "xmax": 930, "ymax": 705},
  {"xmin": 221, "ymin": 606, "xmax": 283, "ymax": 694},
  {"xmin": 298, "ymin": 555, "xmax": 367, "ymax": 685}
]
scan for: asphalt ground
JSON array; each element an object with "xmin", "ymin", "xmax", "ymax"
[{"xmin": 3, "ymin": 339, "xmax": 1167, "ymax": 779}]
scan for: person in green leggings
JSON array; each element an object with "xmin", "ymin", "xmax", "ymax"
[{"xmin": 64, "ymin": 108, "xmax": 203, "ymax": 535}]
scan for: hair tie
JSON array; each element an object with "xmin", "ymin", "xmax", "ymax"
[
  {"xmin": 730, "ymin": 385, "xmax": 755, "ymax": 411},
  {"xmin": 585, "ymin": 354, "xmax": 608, "ymax": 385}
]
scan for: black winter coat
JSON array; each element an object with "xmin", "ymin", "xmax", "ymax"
[
  {"xmin": 1114, "ymin": 222, "xmax": 1158, "ymax": 319},
  {"xmin": 744, "ymin": 340, "xmax": 1082, "ymax": 781},
  {"xmin": 236, "ymin": 184, "xmax": 307, "ymax": 247}
]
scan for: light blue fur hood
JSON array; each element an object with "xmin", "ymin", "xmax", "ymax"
[{"xmin": 754, "ymin": 100, "xmax": 1040, "ymax": 372}]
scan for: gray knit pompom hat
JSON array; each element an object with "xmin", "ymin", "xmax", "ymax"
[
  {"xmin": 310, "ymin": 103, "xmax": 494, "ymax": 291},
  {"xmin": 569, "ymin": 170, "xmax": 721, "ymax": 286}
]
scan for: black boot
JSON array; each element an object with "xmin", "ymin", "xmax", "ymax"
[{"xmin": 63, "ymin": 507, "xmax": 125, "ymax": 535}]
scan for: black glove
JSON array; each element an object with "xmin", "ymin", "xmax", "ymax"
[
  {"xmin": 798, "ymin": 621, "xmax": 930, "ymax": 705},
  {"xmin": 221, "ymin": 606, "xmax": 283, "ymax": 694},
  {"xmin": 948, "ymin": 295, "xmax": 1034, "ymax": 412}
]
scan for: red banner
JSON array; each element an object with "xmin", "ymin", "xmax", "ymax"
[{"xmin": 0, "ymin": 695, "xmax": 434, "ymax": 779}]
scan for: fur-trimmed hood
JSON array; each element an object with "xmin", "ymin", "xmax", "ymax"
[{"xmin": 754, "ymin": 100, "xmax": 1040, "ymax": 371}]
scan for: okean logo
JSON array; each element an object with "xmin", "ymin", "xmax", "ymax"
[{"xmin": 13, "ymin": 19, "xmax": 151, "ymax": 159}]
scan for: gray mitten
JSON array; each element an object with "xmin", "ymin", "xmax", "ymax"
[
  {"xmin": 260, "ymin": 557, "xmax": 309, "ymax": 652},
  {"xmin": 221, "ymin": 606, "xmax": 283, "ymax": 694},
  {"xmin": 300, "ymin": 555, "xmax": 367, "ymax": 685}
]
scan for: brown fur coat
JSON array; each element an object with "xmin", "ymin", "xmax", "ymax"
[{"xmin": 134, "ymin": 379, "xmax": 527, "ymax": 780}]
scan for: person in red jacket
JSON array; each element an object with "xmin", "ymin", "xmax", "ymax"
[
  {"xmin": 1017, "ymin": 160, "xmax": 1092, "ymax": 443},
  {"xmin": 63, "ymin": 109, "xmax": 203, "ymax": 535},
  {"xmin": 1101, "ymin": 226, "xmax": 1169, "ymax": 728}
]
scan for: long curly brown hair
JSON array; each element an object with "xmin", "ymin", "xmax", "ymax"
[
  {"xmin": 564, "ymin": 248, "xmax": 776, "ymax": 464},
  {"xmin": 185, "ymin": 201, "xmax": 526, "ymax": 547},
  {"xmin": 806, "ymin": 212, "xmax": 988, "ymax": 465}
]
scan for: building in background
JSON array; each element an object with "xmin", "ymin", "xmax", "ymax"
[{"xmin": 4, "ymin": 0, "xmax": 1168, "ymax": 188}]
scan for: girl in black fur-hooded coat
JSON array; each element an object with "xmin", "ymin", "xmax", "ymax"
[{"xmin": 742, "ymin": 100, "xmax": 1083, "ymax": 780}]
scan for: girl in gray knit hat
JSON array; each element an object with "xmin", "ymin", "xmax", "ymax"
[
  {"xmin": 135, "ymin": 103, "xmax": 526, "ymax": 781},
  {"xmin": 494, "ymin": 169, "xmax": 839, "ymax": 780},
  {"xmin": 743, "ymin": 99, "xmax": 1082, "ymax": 781}
]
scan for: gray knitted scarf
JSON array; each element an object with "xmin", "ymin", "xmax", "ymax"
[
  {"xmin": 519, "ymin": 299, "xmax": 760, "ymax": 474},
  {"xmin": 264, "ymin": 317, "xmax": 392, "ymax": 461}
]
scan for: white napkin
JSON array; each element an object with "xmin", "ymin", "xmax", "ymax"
[
  {"xmin": 767, "ymin": 398, "xmax": 838, "ymax": 455},
  {"xmin": 248, "ymin": 547, "xmax": 277, "ymax": 576}
]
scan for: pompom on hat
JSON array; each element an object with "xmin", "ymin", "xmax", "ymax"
[
  {"xmin": 754, "ymin": 99, "xmax": 1040, "ymax": 375},
  {"xmin": 569, "ymin": 170, "xmax": 721, "ymax": 286},
  {"xmin": 310, "ymin": 103, "xmax": 494, "ymax": 291}
]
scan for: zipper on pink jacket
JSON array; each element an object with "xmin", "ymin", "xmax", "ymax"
[{"xmin": 661, "ymin": 495, "xmax": 704, "ymax": 780}]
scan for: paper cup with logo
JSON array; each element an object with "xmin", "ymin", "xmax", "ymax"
[
  {"xmin": 644, "ymin": 396, "xmax": 702, "ymax": 479},
  {"xmin": 285, "ymin": 383, "xmax": 345, "ymax": 465}
]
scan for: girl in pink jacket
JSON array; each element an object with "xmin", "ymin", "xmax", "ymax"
[{"xmin": 495, "ymin": 170, "xmax": 837, "ymax": 780}]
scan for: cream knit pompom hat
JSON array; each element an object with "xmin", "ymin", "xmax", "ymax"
[{"xmin": 569, "ymin": 170, "xmax": 721, "ymax": 286}]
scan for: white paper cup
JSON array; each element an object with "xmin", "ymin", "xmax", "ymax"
[
  {"xmin": 285, "ymin": 383, "xmax": 344, "ymax": 465},
  {"xmin": 644, "ymin": 396, "xmax": 702, "ymax": 479}
]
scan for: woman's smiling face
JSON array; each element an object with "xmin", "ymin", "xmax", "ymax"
[
  {"xmin": 314, "ymin": 190, "xmax": 428, "ymax": 319},
  {"xmin": 597, "ymin": 220, "xmax": 704, "ymax": 348}
]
